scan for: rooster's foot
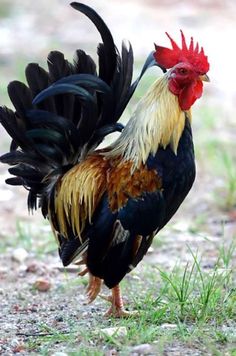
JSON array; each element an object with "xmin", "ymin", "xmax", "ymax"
[
  {"xmin": 86, "ymin": 273, "xmax": 102, "ymax": 303},
  {"xmin": 103, "ymin": 284, "xmax": 138, "ymax": 318}
]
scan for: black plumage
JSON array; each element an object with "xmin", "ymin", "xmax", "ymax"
[{"xmin": 0, "ymin": 2, "xmax": 159, "ymax": 215}]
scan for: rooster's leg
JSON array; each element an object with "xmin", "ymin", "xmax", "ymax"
[
  {"xmin": 78, "ymin": 267, "xmax": 88, "ymax": 276},
  {"xmin": 86, "ymin": 273, "xmax": 102, "ymax": 303},
  {"xmin": 104, "ymin": 284, "xmax": 137, "ymax": 318}
]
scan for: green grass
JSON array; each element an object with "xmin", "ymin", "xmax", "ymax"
[
  {"xmin": 104, "ymin": 245, "xmax": 235, "ymax": 354},
  {"xmin": 156, "ymin": 248, "xmax": 235, "ymax": 324},
  {"xmin": 0, "ymin": 219, "xmax": 57, "ymax": 256}
]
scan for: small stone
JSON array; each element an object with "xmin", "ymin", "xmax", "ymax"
[
  {"xmin": 131, "ymin": 344, "xmax": 153, "ymax": 355},
  {"xmin": 100, "ymin": 326, "xmax": 127, "ymax": 338},
  {"xmin": 34, "ymin": 278, "xmax": 51, "ymax": 292},
  {"xmin": 160, "ymin": 323, "xmax": 178, "ymax": 329},
  {"xmin": 12, "ymin": 248, "xmax": 28, "ymax": 263}
]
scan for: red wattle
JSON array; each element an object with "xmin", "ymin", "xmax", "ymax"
[{"xmin": 169, "ymin": 79, "xmax": 203, "ymax": 111}]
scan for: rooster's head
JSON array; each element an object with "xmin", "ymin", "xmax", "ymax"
[{"xmin": 154, "ymin": 30, "xmax": 210, "ymax": 111}]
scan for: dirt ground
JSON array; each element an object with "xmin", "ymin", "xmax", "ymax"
[{"xmin": 0, "ymin": 0, "xmax": 236, "ymax": 355}]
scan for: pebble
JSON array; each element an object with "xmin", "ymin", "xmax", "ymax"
[
  {"xmin": 131, "ymin": 343, "xmax": 153, "ymax": 355},
  {"xmin": 34, "ymin": 278, "xmax": 51, "ymax": 292},
  {"xmin": 100, "ymin": 326, "xmax": 127, "ymax": 338},
  {"xmin": 160, "ymin": 323, "xmax": 178, "ymax": 329},
  {"xmin": 12, "ymin": 248, "xmax": 28, "ymax": 263}
]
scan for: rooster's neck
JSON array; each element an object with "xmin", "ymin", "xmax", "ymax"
[{"xmin": 105, "ymin": 75, "xmax": 191, "ymax": 169}]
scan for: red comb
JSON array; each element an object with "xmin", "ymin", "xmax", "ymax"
[{"xmin": 154, "ymin": 30, "xmax": 209, "ymax": 74}]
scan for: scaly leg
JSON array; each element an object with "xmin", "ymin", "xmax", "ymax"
[
  {"xmin": 104, "ymin": 284, "xmax": 137, "ymax": 318},
  {"xmin": 78, "ymin": 267, "xmax": 89, "ymax": 277},
  {"xmin": 86, "ymin": 273, "xmax": 102, "ymax": 303}
]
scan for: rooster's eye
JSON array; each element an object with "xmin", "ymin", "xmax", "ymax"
[{"xmin": 179, "ymin": 68, "xmax": 188, "ymax": 75}]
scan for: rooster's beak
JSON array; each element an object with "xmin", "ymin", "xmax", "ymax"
[{"xmin": 199, "ymin": 74, "xmax": 210, "ymax": 82}]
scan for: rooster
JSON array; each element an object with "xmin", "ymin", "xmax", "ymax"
[{"xmin": 0, "ymin": 2, "xmax": 209, "ymax": 317}]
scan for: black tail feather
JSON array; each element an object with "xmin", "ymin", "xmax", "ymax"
[
  {"xmin": 0, "ymin": 151, "xmax": 49, "ymax": 169},
  {"xmin": 8, "ymin": 81, "xmax": 33, "ymax": 119},
  {"xmin": 0, "ymin": 2, "xmax": 164, "ymax": 216},
  {"xmin": 73, "ymin": 49, "xmax": 96, "ymax": 75},
  {"xmin": 0, "ymin": 107, "xmax": 31, "ymax": 151},
  {"xmin": 47, "ymin": 51, "xmax": 74, "ymax": 81},
  {"xmin": 71, "ymin": 2, "xmax": 117, "ymax": 85},
  {"xmin": 118, "ymin": 42, "xmax": 134, "ymax": 105},
  {"xmin": 47, "ymin": 51, "xmax": 75, "ymax": 119},
  {"xmin": 25, "ymin": 63, "xmax": 49, "ymax": 96},
  {"xmin": 25, "ymin": 63, "xmax": 58, "ymax": 114},
  {"xmin": 5, "ymin": 177, "xmax": 24, "ymax": 186}
]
